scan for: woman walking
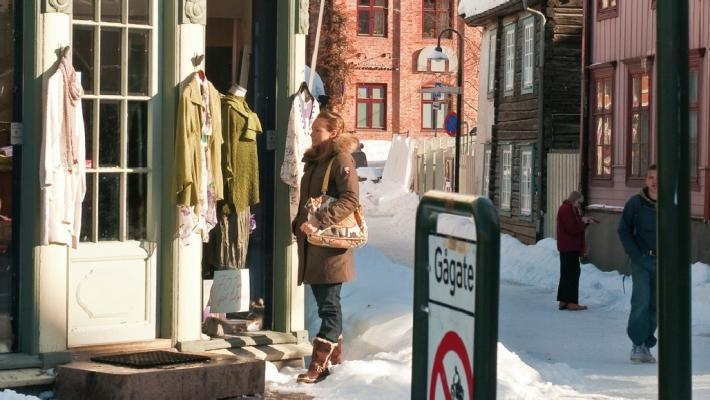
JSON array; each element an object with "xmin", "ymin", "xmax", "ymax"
[
  {"xmin": 293, "ymin": 110, "xmax": 360, "ymax": 384},
  {"xmin": 556, "ymin": 191, "xmax": 596, "ymax": 311}
]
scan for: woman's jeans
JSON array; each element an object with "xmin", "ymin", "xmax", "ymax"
[{"xmin": 311, "ymin": 283, "xmax": 343, "ymax": 343}]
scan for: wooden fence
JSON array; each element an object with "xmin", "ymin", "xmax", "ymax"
[{"xmin": 414, "ymin": 134, "xmax": 477, "ymax": 195}]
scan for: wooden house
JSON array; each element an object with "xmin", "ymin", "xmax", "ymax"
[
  {"xmin": 581, "ymin": 0, "xmax": 710, "ymax": 269},
  {"xmin": 461, "ymin": 0, "xmax": 583, "ymax": 244}
]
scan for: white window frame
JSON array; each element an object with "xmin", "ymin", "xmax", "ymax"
[
  {"xmin": 73, "ymin": 1, "xmax": 156, "ymax": 242},
  {"xmin": 501, "ymin": 144, "xmax": 512, "ymax": 210},
  {"xmin": 520, "ymin": 147, "xmax": 533, "ymax": 216},
  {"xmin": 521, "ymin": 16, "xmax": 535, "ymax": 93},
  {"xmin": 503, "ymin": 23, "xmax": 516, "ymax": 96},
  {"xmin": 482, "ymin": 147, "xmax": 492, "ymax": 197},
  {"xmin": 487, "ymin": 30, "xmax": 496, "ymax": 94}
]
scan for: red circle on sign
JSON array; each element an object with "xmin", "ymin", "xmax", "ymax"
[{"xmin": 429, "ymin": 331, "xmax": 474, "ymax": 400}]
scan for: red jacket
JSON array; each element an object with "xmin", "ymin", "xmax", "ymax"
[{"xmin": 556, "ymin": 200, "xmax": 586, "ymax": 253}]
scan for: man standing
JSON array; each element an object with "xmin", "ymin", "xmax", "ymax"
[{"xmin": 618, "ymin": 164, "xmax": 658, "ymax": 363}]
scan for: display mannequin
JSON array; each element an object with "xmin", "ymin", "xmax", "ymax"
[{"xmin": 228, "ymin": 83, "xmax": 247, "ymax": 97}]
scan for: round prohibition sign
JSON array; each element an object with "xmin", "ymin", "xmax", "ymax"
[{"xmin": 429, "ymin": 331, "xmax": 474, "ymax": 400}]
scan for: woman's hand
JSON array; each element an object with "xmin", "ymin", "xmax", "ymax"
[{"xmin": 300, "ymin": 222, "xmax": 319, "ymax": 235}]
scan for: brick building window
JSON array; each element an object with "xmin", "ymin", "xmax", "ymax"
[
  {"xmin": 356, "ymin": 84, "xmax": 386, "ymax": 129},
  {"xmin": 597, "ymin": 0, "xmax": 618, "ymax": 20},
  {"xmin": 627, "ymin": 64, "xmax": 651, "ymax": 179},
  {"xmin": 421, "ymin": 90, "xmax": 449, "ymax": 130},
  {"xmin": 423, "ymin": 0, "xmax": 451, "ymax": 38},
  {"xmin": 358, "ymin": 0, "xmax": 387, "ymax": 37},
  {"xmin": 591, "ymin": 67, "xmax": 614, "ymax": 180}
]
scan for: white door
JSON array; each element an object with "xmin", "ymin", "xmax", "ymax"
[{"xmin": 68, "ymin": 0, "xmax": 158, "ymax": 347}]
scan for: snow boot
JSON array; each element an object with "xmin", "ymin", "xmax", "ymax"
[
  {"xmin": 297, "ymin": 337, "xmax": 336, "ymax": 384},
  {"xmin": 330, "ymin": 335, "xmax": 343, "ymax": 365},
  {"xmin": 630, "ymin": 344, "xmax": 656, "ymax": 363}
]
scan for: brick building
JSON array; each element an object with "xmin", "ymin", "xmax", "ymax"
[{"xmin": 310, "ymin": 0, "xmax": 482, "ymax": 140}]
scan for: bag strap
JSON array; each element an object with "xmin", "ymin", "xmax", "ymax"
[{"xmin": 321, "ymin": 158, "xmax": 336, "ymax": 195}]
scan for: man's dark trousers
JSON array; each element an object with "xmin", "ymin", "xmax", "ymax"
[{"xmin": 628, "ymin": 255, "xmax": 657, "ymax": 348}]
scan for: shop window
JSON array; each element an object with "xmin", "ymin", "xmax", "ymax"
[
  {"xmin": 597, "ymin": 0, "xmax": 618, "ymax": 20},
  {"xmin": 626, "ymin": 63, "xmax": 651, "ymax": 180},
  {"xmin": 520, "ymin": 147, "xmax": 533, "ymax": 216},
  {"xmin": 482, "ymin": 146, "xmax": 491, "ymax": 197},
  {"xmin": 487, "ymin": 30, "xmax": 496, "ymax": 95},
  {"xmin": 500, "ymin": 144, "xmax": 512, "ymax": 211},
  {"xmin": 423, "ymin": 0, "xmax": 451, "ymax": 38},
  {"xmin": 358, "ymin": 0, "xmax": 387, "ymax": 37},
  {"xmin": 503, "ymin": 23, "xmax": 515, "ymax": 96},
  {"xmin": 356, "ymin": 84, "xmax": 386, "ymax": 130},
  {"xmin": 73, "ymin": 0, "xmax": 153, "ymax": 242},
  {"xmin": 521, "ymin": 16, "xmax": 535, "ymax": 94},
  {"xmin": 421, "ymin": 90, "xmax": 450, "ymax": 130},
  {"xmin": 591, "ymin": 67, "xmax": 614, "ymax": 181}
]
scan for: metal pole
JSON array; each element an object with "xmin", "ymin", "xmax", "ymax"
[
  {"xmin": 455, "ymin": 29, "xmax": 464, "ymax": 193},
  {"xmin": 657, "ymin": 0, "xmax": 691, "ymax": 398}
]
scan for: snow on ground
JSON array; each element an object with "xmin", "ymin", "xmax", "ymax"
[{"xmin": 267, "ymin": 138, "xmax": 710, "ymax": 398}]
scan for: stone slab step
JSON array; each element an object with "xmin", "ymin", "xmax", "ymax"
[
  {"xmin": 0, "ymin": 354, "xmax": 42, "ymax": 371},
  {"xmin": 210, "ymin": 342, "xmax": 312, "ymax": 362},
  {"xmin": 56, "ymin": 351, "xmax": 264, "ymax": 400},
  {"xmin": 178, "ymin": 330, "xmax": 307, "ymax": 352},
  {"xmin": 0, "ymin": 368, "xmax": 54, "ymax": 389}
]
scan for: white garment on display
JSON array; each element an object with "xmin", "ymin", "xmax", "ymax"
[
  {"xmin": 40, "ymin": 57, "xmax": 87, "ymax": 249},
  {"xmin": 304, "ymin": 65, "xmax": 326, "ymax": 98},
  {"xmin": 280, "ymin": 91, "xmax": 320, "ymax": 228}
]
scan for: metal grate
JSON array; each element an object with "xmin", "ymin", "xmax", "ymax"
[{"xmin": 90, "ymin": 351, "xmax": 211, "ymax": 368}]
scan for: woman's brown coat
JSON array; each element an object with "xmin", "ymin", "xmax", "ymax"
[{"xmin": 293, "ymin": 133, "xmax": 360, "ymax": 285}]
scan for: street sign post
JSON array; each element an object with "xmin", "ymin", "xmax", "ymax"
[{"xmin": 412, "ymin": 191, "xmax": 500, "ymax": 400}]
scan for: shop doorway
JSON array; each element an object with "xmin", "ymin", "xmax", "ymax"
[
  {"xmin": 202, "ymin": 0, "xmax": 276, "ymax": 332},
  {"xmin": 0, "ymin": 0, "xmax": 20, "ymax": 353}
]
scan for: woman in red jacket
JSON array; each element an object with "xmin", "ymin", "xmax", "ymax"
[{"xmin": 556, "ymin": 191, "xmax": 596, "ymax": 311}]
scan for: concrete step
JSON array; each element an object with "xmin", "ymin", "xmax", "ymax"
[
  {"xmin": 0, "ymin": 368, "xmax": 54, "ymax": 389},
  {"xmin": 178, "ymin": 330, "xmax": 308, "ymax": 352},
  {"xmin": 0, "ymin": 353, "xmax": 42, "ymax": 371}
]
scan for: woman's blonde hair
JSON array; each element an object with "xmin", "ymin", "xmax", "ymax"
[
  {"xmin": 317, "ymin": 110, "xmax": 345, "ymax": 137},
  {"xmin": 567, "ymin": 190, "xmax": 584, "ymax": 203}
]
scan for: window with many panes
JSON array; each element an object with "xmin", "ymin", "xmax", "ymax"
[
  {"xmin": 501, "ymin": 144, "xmax": 512, "ymax": 210},
  {"xmin": 423, "ymin": 0, "xmax": 451, "ymax": 38},
  {"xmin": 73, "ymin": 0, "xmax": 153, "ymax": 242},
  {"xmin": 504, "ymin": 23, "xmax": 515, "ymax": 96},
  {"xmin": 482, "ymin": 147, "xmax": 491, "ymax": 197},
  {"xmin": 358, "ymin": 0, "xmax": 387, "ymax": 37},
  {"xmin": 521, "ymin": 16, "xmax": 535, "ymax": 93},
  {"xmin": 356, "ymin": 84, "xmax": 386, "ymax": 129},
  {"xmin": 487, "ymin": 30, "xmax": 496, "ymax": 94},
  {"xmin": 689, "ymin": 53, "xmax": 701, "ymax": 181},
  {"xmin": 627, "ymin": 63, "xmax": 651, "ymax": 179},
  {"xmin": 421, "ymin": 90, "xmax": 449, "ymax": 130},
  {"xmin": 591, "ymin": 68, "xmax": 613, "ymax": 180},
  {"xmin": 597, "ymin": 0, "xmax": 618, "ymax": 20},
  {"xmin": 520, "ymin": 147, "xmax": 533, "ymax": 216}
]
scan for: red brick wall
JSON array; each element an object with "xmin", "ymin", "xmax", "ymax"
[{"xmin": 309, "ymin": 0, "xmax": 481, "ymax": 140}]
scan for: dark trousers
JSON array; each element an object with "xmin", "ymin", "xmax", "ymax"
[
  {"xmin": 311, "ymin": 283, "xmax": 343, "ymax": 343},
  {"xmin": 557, "ymin": 251, "xmax": 581, "ymax": 304},
  {"xmin": 628, "ymin": 256, "xmax": 657, "ymax": 348}
]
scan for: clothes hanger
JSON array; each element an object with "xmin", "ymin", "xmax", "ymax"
[
  {"xmin": 192, "ymin": 54, "xmax": 206, "ymax": 81},
  {"xmin": 296, "ymin": 81, "xmax": 314, "ymax": 102},
  {"xmin": 55, "ymin": 45, "xmax": 71, "ymax": 59}
]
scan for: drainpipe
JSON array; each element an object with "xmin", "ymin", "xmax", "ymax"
[
  {"xmin": 522, "ymin": 0, "xmax": 546, "ymax": 240},
  {"xmin": 580, "ymin": 0, "xmax": 592, "ymax": 201}
]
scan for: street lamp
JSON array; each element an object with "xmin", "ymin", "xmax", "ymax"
[{"xmin": 428, "ymin": 28, "xmax": 464, "ymax": 193}]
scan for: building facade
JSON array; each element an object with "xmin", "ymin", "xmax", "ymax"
[
  {"xmin": 1, "ymin": 0, "xmax": 309, "ymax": 363},
  {"xmin": 463, "ymin": 0, "xmax": 584, "ymax": 244},
  {"xmin": 313, "ymin": 0, "xmax": 482, "ymax": 140},
  {"xmin": 581, "ymin": 0, "xmax": 710, "ymax": 269}
]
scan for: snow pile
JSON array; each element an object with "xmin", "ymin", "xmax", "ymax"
[
  {"xmin": 359, "ymin": 140, "xmax": 391, "ymax": 166},
  {"xmin": 459, "ymin": 0, "xmax": 511, "ymax": 18},
  {"xmin": 0, "ymin": 390, "xmax": 48, "ymax": 400}
]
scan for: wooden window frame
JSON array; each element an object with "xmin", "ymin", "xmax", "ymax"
[
  {"xmin": 421, "ymin": 89, "xmax": 451, "ymax": 131},
  {"xmin": 482, "ymin": 145, "xmax": 492, "ymax": 197},
  {"xmin": 519, "ymin": 145, "xmax": 534, "ymax": 217},
  {"xmin": 500, "ymin": 144, "xmax": 513, "ymax": 212},
  {"xmin": 487, "ymin": 30, "xmax": 497, "ymax": 96},
  {"xmin": 597, "ymin": 0, "xmax": 618, "ymax": 21},
  {"xmin": 503, "ymin": 23, "xmax": 516, "ymax": 97},
  {"xmin": 357, "ymin": 0, "xmax": 388, "ymax": 37},
  {"xmin": 422, "ymin": 0, "xmax": 452, "ymax": 39},
  {"xmin": 689, "ymin": 49, "xmax": 705, "ymax": 190},
  {"xmin": 589, "ymin": 64, "xmax": 615, "ymax": 186},
  {"xmin": 520, "ymin": 16, "xmax": 535, "ymax": 94},
  {"xmin": 356, "ymin": 83, "xmax": 387, "ymax": 130},
  {"xmin": 624, "ymin": 57, "xmax": 653, "ymax": 186}
]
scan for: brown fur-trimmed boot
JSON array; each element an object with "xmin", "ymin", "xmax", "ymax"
[
  {"xmin": 330, "ymin": 335, "xmax": 343, "ymax": 365},
  {"xmin": 297, "ymin": 337, "xmax": 336, "ymax": 384}
]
